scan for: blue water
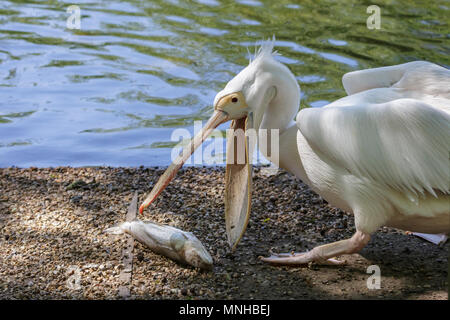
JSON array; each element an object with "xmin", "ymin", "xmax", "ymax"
[{"xmin": 0, "ymin": 0, "xmax": 448, "ymax": 167}]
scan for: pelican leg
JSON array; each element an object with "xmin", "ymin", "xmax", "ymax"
[{"xmin": 259, "ymin": 231, "xmax": 370, "ymax": 266}]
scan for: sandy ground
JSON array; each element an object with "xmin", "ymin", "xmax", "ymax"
[{"xmin": 0, "ymin": 166, "xmax": 448, "ymax": 300}]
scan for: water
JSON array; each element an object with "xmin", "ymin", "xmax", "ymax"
[{"xmin": 0, "ymin": 0, "xmax": 448, "ymax": 167}]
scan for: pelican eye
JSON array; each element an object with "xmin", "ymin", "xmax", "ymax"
[{"xmin": 231, "ymin": 97, "xmax": 238, "ymax": 103}]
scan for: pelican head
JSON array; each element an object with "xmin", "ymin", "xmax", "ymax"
[{"xmin": 139, "ymin": 39, "xmax": 300, "ymax": 251}]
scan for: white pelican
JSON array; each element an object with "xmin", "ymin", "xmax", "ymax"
[{"xmin": 140, "ymin": 40, "xmax": 450, "ymax": 265}]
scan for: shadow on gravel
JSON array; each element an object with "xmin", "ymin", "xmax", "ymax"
[{"xmin": 0, "ymin": 167, "xmax": 447, "ymax": 299}]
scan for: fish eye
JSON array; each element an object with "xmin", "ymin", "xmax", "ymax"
[{"xmin": 231, "ymin": 97, "xmax": 238, "ymax": 103}]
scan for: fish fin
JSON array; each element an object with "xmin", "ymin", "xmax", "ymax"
[{"xmin": 104, "ymin": 224, "xmax": 125, "ymax": 235}]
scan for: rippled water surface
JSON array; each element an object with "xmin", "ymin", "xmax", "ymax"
[{"xmin": 0, "ymin": 0, "xmax": 449, "ymax": 167}]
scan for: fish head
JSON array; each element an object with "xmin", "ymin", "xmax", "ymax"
[{"xmin": 170, "ymin": 232, "xmax": 213, "ymax": 270}]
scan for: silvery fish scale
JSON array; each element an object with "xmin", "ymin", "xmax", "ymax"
[{"xmin": 106, "ymin": 220, "xmax": 213, "ymax": 270}]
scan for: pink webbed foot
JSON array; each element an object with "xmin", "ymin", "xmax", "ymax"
[
  {"xmin": 259, "ymin": 251, "xmax": 345, "ymax": 266},
  {"xmin": 406, "ymin": 231, "xmax": 448, "ymax": 245},
  {"xmin": 259, "ymin": 231, "xmax": 370, "ymax": 266}
]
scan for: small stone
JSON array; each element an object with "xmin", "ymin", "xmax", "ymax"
[{"xmin": 66, "ymin": 180, "xmax": 88, "ymax": 190}]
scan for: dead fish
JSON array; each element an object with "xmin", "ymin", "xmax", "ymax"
[{"xmin": 105, "ymin": 219, "xmax": 213, "ymax": 270}]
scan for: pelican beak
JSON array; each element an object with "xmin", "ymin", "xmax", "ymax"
[
  {"xmin": 225, "ymin": 112, "xmax": 255, "ymax": 251},
  {"xmin": 139, "ymin": 97, "xmax": 255, "ymax": 252},
  {"xmin": 139, "ymin": 110, "xmax": 229, "ymax": 214}
]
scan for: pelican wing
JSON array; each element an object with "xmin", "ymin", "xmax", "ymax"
[
  {"xmin": 341, "ymin": 61, "xmax": 448, "ymax": 96},
  {"xmin": 297, "ymin": 99, "xmax": 450, "ymax": 197}
]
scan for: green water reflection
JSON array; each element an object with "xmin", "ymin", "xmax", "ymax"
[{"xmin": 0, "ymin": 0, "xmax": 448, "ymax": 166}]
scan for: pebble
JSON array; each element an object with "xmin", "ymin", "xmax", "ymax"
[{"xmin": 0, "ymin": 166, "xmax": 446, "ymax": 300}]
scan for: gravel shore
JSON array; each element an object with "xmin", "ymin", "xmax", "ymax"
[{"xmin": 0, "ymin": 166, "xmax": 447, "ymax": 299}]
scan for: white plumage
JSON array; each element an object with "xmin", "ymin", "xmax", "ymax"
[
  {"xmin": 246, "ymin": 43, "xmax": 450, "ymax": 263},
  {"xmin": 140, "ymin": 40, "xmax": 449, "ymax": 264},
  {"xmin": 295, "ymin": 61, "xmax": 450, "ymax": 234}
]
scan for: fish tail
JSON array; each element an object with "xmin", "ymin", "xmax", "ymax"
[{"xmin": 104, "ymin": 222, "xmax": 129, "ymax": 235}]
